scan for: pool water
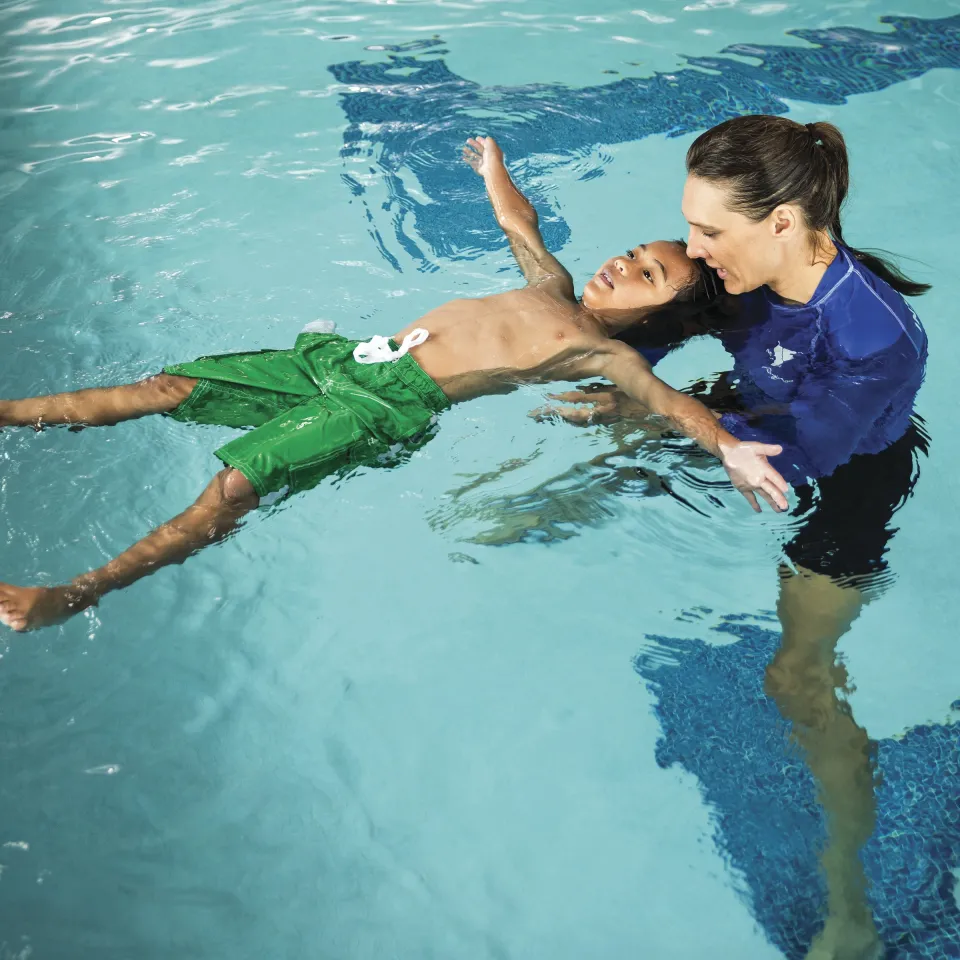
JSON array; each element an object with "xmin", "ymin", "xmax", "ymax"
[{"xmin": 1, "ymin": 1, "xmax": 958, "ymax": 957}]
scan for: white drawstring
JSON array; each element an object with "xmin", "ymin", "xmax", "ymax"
[{"xmin": 353, "ymin": 328, "xmax": 429, "ymax": 364}]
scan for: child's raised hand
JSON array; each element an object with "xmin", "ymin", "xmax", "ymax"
[{"xmin": 463, "ymin": 136, "xmax": 504, "ymax": 176}]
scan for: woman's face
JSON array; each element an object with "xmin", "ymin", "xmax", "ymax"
[{"xmin": 682, "ymin": 175, "xmax": 780, "ymax": 295}]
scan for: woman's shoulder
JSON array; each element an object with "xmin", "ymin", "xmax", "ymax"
[{"xmin": 823, "ymin": 253, "xmax": 927, "ymax": 361}]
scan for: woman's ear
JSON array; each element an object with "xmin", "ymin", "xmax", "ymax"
[{"xmin": 770, "ymin": 204, "xmax": 799, "ymax": 240}]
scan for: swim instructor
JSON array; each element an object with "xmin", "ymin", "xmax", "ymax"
[
  {"xmin": 554, "ymin": 114, "xmax": 929, "ymax": 958},
  {"xmin": 681, "ymin": 115, "xmax": 928, "ymax": 960}
]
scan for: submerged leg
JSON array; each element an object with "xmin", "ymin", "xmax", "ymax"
[
  {"xmin": 766, "ymin": 565, "xmax": 883, "ymax": 960},
  {"xmin": 0, "ymin": 468, "xmax": 258, "ymax": 632},
  {"xmin": 0, "ymin": 374, "xmax": 197, "ymax": 429}
]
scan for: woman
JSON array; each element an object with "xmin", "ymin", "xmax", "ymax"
[
  {"xmin": 541, "ymin": 114, "xmax": 929, "ymax": 958},
  {"xmin": 683, "ymin": 115, "xmax": 928, "ymax": 960}
]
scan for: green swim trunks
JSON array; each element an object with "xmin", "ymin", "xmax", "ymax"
[{"xmin": 164, "ymin": 332, "xmax": 450, "ymax": 498}]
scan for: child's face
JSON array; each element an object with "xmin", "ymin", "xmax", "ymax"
[{"xmin": 582, "ymin": 241, "xmax": 697, "ymax": 321}]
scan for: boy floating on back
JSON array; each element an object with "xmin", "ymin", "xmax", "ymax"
[{"xmin": 0, "ymin": 136, "xmax": 787, "ymax": 631}]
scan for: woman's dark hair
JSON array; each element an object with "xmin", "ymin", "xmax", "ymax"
[{"xmin": 685, "ymin": 115, "xmax": 930, "ymax": 297}]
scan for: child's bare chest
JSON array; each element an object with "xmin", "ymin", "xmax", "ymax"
[{"xmin": 401, "ymin": 287, "xmax": 602, "ymax": 398}]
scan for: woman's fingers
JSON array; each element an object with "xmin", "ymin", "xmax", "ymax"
[
  {"xmin": 550, "ymin": 405, "xmax": 595, "ymax": 424},
  {"xmin": 547, "ymin": 391, "xmax": 593, "ymax": 403},
  {"xmin": 546, "ymin": 391, "xmax": 617, "ymax": 415},
  {"xmin": 529, "ymin": 404, "xmax": 597, "ymax": 425},
  {"xmin": 740, "ymin": 489, "xmax": 762, "ymax": 513}
]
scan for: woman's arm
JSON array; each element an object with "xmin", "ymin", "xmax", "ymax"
[{"xmin": 463, "ymin": 136, "xmax": 575, "ymax": 296}]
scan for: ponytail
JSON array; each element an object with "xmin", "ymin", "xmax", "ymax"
[{"xmin": 825, "ymin": 214, "xmax": 931, "ymax": 297}]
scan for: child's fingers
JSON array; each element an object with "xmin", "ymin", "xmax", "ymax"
[
  {"xmin": 752, "ymin": 442, "xmax": 783, "ymax": 458},
  {"xmin": 761, "ymin": 479, "xmax": 788, "ymax": 512},
  {"xmin": 768, "ymin": 469, "xmax": 790, "ymax": 495}
]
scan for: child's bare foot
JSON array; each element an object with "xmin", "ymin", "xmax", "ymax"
[{"xmin": 0, "ymin": 583, "xmax": 93, "ymax": 632}]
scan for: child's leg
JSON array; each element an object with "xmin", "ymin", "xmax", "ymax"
[
  {"xmin": 0, "ymin": 467, "xmax": 258, "ymax": 632},
  {"xmin": 0, "ymin": 374, "xmax": 196, "ymax": 429}
]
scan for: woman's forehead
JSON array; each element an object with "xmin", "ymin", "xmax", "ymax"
[{"xmin": 681, "ymin": 174, "xmax": 732, "ymax": 222}]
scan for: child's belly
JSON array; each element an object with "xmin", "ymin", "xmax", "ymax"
[{"xmin": 395, "ymin": 295, "xmax": 584, "ymax": 399}]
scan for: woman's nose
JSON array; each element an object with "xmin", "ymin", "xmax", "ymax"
[{"xmin": 686, "ymin": 232, "xmax": 705, "ymax": 260}]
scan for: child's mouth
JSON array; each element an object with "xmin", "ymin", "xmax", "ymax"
[{"xmin": 599, "ymin": 270, "xmax": 614, "ymax": 289}]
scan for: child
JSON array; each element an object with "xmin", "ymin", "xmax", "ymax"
[{"xmin": 0, "ymin": 136, "xmax": 786, "ymax": 631}]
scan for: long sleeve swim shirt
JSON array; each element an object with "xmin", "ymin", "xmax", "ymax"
[{"xmin": 641, "ymin": 245, "xmax": 928, "ymax": 485}]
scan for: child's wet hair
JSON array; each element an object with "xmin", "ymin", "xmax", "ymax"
[{"xmin": 670, "ymin": 240, "xmax": 721, "ymax": 303}]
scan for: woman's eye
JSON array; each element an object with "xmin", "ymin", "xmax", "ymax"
[
  {"xmin": 702, "ymin": 231, "xmax": 716, "ymax": 239},
  {"xmin": 625, "ymin": 249, "xmax": 635, "ymax": 259}
]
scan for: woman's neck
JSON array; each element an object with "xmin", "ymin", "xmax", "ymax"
[{"xmin": 768, "ymin": 234, "xmax": 838, "ymax": 305}]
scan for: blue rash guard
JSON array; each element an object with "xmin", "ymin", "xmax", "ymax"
[{"xmin": 644, "ymin": 245, "xmax": 928, "ymax": 486}]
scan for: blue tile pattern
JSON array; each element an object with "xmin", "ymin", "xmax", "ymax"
[
  {"xmin": 634, "ymin": 618, "xmax": 960, "ymax": 959},
  {"xmin": 329, "ymin": 15, "xmax": 960, "ymax": 268}
]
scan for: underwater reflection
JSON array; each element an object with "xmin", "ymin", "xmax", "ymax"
[{"xmin": 433, "ymin": 405, "xmax": 936, "ymax": 957}]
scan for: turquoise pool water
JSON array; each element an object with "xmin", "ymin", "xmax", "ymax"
[{"xmin": 1, "ymin": 1, "xmax": 959, "ymax": 957}]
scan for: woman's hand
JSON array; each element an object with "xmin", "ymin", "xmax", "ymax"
[
  {"xmin": 719, "ymin": 440, "xmax": 790, "ymax": 512},
  {"xmin": 463, "ymin": 136, "xmax": 505, "ymax": 177},
  {"xmin": 530, "ymin": 384, "xmax": 649, "ymax": 425}
]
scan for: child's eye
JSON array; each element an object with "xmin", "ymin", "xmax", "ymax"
[
  {"xmin": 625, "ymin": 249, "xmax": 635, "ymax": 259},
  {"xmin": 643, "ymin": 269, "xmax": 653, "ymax": 282}
]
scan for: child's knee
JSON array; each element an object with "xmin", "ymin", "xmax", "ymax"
[
  {"xmin": 141, "ymin": 373, "xmax": 196, "ymax": 409},
  {"xmin": 218, "ymin": 468, "xmax": 259, "ymax": 511}
]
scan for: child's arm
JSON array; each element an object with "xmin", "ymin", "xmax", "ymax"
[
  {"xmin": 594, "ymin": 342, "xmax": 790, "ymax": 512},
  {"xmin": 464, "ymin": 136, "xmax": 575, "ymax": 296}
]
